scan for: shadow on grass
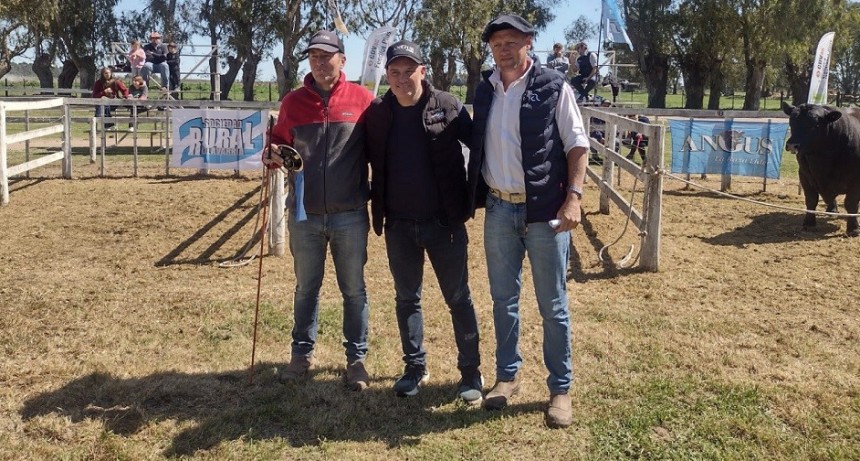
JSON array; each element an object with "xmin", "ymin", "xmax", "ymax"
[
  {"xmin": 569, "ymin": 211, "xmax": 644, "ymax": 282},
  {"xmin": 155, "ymin": 185, "xmax": 262, "ymax": 266},
  {"xmin": 701, "ymin": 211, "xmax": 842, "ymax": 246},
  {"xmin": 20, "ymin": 365, "xmax": 545, "ymax": 457}
]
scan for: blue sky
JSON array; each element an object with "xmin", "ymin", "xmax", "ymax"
[{"xmin": 117, "ymin": 0, "xmax": 604, "ymax": 81}]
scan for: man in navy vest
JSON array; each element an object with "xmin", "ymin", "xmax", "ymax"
[
  {"xmin": 467, "ymin": 14, "xmax": 589, "ymax": 428},
  {"xmin": 571, "ymin": 41, "xmax": 598, "ymax": 102}
]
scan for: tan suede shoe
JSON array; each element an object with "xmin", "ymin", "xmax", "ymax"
[{"xmin": 546, "ymin": 393, "xmax": 573, "ymax": 428}]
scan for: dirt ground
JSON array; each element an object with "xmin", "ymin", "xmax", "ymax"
[{"xmin": 1, "ymin": 151, "xmax": 858, "ymax": 459}]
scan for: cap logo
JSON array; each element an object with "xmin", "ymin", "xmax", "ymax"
[
  {"xmin": 319, "ymin": 36, "xmax": 332, "ymax": 41},
  {"xmin": 394, "ymin": 44, "xmax": 415, "ymax": 53}
]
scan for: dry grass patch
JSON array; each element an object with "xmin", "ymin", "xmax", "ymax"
[{"xmin": 1, "ymin": 156, "xmax": 859, "ymax": 459}]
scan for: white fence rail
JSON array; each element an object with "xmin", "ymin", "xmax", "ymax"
[
  {"xmin": 0, "ymin": 98, "xmax": 70, "ymax": 205},
  {"xmin": 581, "ymin": 107, "xmax": 664, "ymax": 272}
]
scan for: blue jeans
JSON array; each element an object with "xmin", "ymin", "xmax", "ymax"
[
  {"xmin": 288, "ymin": 208, "xmax": 370, "ymax": 363},
  {"xmin": 142, "ymin": 62, "xmax": 170, "ymax": 89},
  {"xmin": 483, "ymin": 193, "xmax": 573, "ymax": 394},
  {"xmin": 95, "ymin": 104, "xmax": 114, "ymax": 128},
  {"xmin": 384, "ymin": 218, "xmax": 480, "ymax": 371}
]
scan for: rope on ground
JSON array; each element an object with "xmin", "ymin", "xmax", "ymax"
[
  {"xmin": 597, "ymin": 161, "xmax": 645, "ymax": 269},
  {"xmin": 218, "ymin": 167, "xmax": 288, "ymax": 268},
  {"xmin": 660, "ymin": 170, "xmax": 860, "ymax": 218}
]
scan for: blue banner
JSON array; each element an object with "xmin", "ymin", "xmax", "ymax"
[
  {"xmin": 669, "ymin": 119, "xmax": 789, "ymax": 179},
  {"xmin": 171, "ymin": 108, "xmax": 266, "ymax": 170}
]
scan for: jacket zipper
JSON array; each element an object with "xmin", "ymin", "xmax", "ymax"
[{"xmin": 322, "ymin": 101, "xmax": 329, "ymax": 213}]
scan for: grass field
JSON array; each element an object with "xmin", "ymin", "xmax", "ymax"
[
  {"xmin": 1, "ymin": 104, "xmax": 858, "ymax": 460},
  {"xmin": 2, "ymin": 154, "xmax": 858, "ymax": 460}
]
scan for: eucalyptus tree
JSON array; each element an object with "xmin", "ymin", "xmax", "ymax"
[
  {"xmin": 0, "ymin": 0, "xmax": 55, "ymax": 80},
  {"xmin": 832, "ymin": 3, "xmax": 860, "ymax": 97},
  {"xmin": 563, "ymin": 15, "xmax": 596, "ymax": 45},
  {"xmin": 53, "ymin": 0, "xmax": 120, "ymax": 90},
  {"xmin": 273, "ymin": 0, "xmax": 328, "ymax": 97},
  {"xmin": 623, "ymin": 0, "xmax": 674, "ymax": 108},
  {"xmin": 672, "ymin": 0, "xmax": 736, "ymax": 109}
]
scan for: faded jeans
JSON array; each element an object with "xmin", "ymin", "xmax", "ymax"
[
  {"xmin": 384, "ymin": 218, "xmax": 480, "ymax": 372},
  {"xmin": 483, "ymin": 193, "xmax": 573, "ymax": 394},
  {"xmin": 288, "ymin": 208, "xmax": 370, "ymax": 363}
]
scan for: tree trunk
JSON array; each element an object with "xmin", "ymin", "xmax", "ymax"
[
  {"xmin": 76, "ymin": 56, "xmax": 97, "ymax": 92},
  {"xmin": 58, "ymin": 60, "xmax": 78, "ymax": 89},
  {"xmin": 33, "ymin": 53, "xmax": 55, "ymax": 92},
  {"xmin": 242, "ymin": 55, "xmax": 260, "ymax": 102},
  {"xmin": 463, "ymin": 55, "xmax": 483, "ymax": 104},
  {"xmin": 743, "ymin": 59, "xmax": 766, "ymax": 110},
  {"xmin": 428, "ymin": 48, "xmax": 456, "ymax": 91},
  {"xmin": 0, "ymin": 61, "xmax": 10, "ymax": 81},
  {"xmin": 707, "ymin": 60, "xmax": 723, "ymax": 110},
  {"xmin": 784, "ymin": 56, "xmax": 810, "ymax": 106},
  {"xmin": 220, "ymin": 55, "xmax": 243, "ymax": 100},
  {"xmin": 682, "ymin": 69, "xmax": 706, "ymax": 109},
  {"xmin": 641, "ymin": 52, "xmax": 669, "ymax": 108}
]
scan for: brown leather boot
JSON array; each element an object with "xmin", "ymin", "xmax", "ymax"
[
  {"xmin": 278, "ymin": 354, "xmax": 315, "ymax": 383},
  {"xmin": 483, "ymin": 376, "xmax": 521, "ymax": 410},
  {"xmin": 345, "ymin": 360, "xmax": 370, "ymax": 391}
]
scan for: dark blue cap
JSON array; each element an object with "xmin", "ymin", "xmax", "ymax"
[{"xmin": 481, "ymin": 14, "xmax": 535, "ymax": 42}]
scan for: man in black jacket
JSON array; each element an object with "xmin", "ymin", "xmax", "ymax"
[{"xmin": 365, "ymin": 40, "xmax": 484, "ymax": 404}]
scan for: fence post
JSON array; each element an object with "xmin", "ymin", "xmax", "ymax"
[
  {"xmin": 599, "ymin": 118, "xmax": 617, "ymax": 215},
  {"xmin": 0, "ymin": 103, "xmax": 8, "ymax": 205},
  {"xmin": 639, "ymin": 123, "xmax": 664, "ymax": 272},
  {"xmin": 62, "ymin": 103, "xmax": 72, "ymax": 178}
]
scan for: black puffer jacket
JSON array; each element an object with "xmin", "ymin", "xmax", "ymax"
[{"xmin": 365, "ymin": 80, "xmax": 473, "ymax": 236}]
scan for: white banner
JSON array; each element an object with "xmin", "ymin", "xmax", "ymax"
[
  {"xmin": 171, "ymin": 108, "xmax": 266, "ymax": 170},
  {"xmin": 360, "ymin": 26, "xmax": 398, "ymax": 96},
  {"xmin": 808, "ymin": 31, "xmax": 835, "ymax": 105}
]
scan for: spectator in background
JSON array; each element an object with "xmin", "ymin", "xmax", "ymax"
[
  {"xmin": 166, "ymin": 42, "xmax": 181, "ymax": 94},
  {"xmin": 545, "ymin": 43, "xmax": 569, "ymax": 74},
  {"xmin": 142, "ymin": 31, "xmax": 170, "ymax": 91},
  {"xmin": 571, "ymin": 41, "xmax": 598, "ymax": 102},
  {"xmin": 126, "ymin": 75, "xmax": 148, "ymax": 131},
  {"xmin": 127, "ymin": 39, "xmax": 146, "ymax": 78},
  {"xmin": 602, "ymin": 72, "xmax": 621, "ymax": 103},
  {"xmin": 624, "ymin": 114, "xmax": 650, "ymax": 165},
  {"xmin": 92, "ymin": 67, "xmax": 129, "ymax": 130}
]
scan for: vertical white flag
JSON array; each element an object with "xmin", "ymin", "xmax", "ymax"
[
  {"xmin": 808, "ymin": 32, "xmax": 835, "ymax": 105},
  {"xmin": 360, "ymin": 26, "xmax": 398, "ymax": 96}
]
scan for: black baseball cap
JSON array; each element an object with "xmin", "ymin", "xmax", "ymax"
[
  {"xmin": 481, "ymin": 14, "xmax": 535, "ymax": 42},
  {"xmin": 385, "ymin": 40, "xmax": 423, "ymax": 67},
  {"xmin": 302, "ymin": 30, "xmax": 344, "ymax": 54}
]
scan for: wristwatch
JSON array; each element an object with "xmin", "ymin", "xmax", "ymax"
[{"xmin": 567, "ymin": 184, "xmax": 583, "ymax": 199}]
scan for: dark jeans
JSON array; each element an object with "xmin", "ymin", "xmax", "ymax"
[
  {"xmin": 571, "ymin": 75, "xmax": 596, "ymax": 99},
  {"xmin": 384, "ymin": 218, "xmax": 480, "ymax": 371},
  {"xmin": 95, "ymin": 104, "xmax": 114, "ymax": 128}
]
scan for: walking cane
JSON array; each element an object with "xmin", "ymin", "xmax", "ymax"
[{"xmin": 248, "ymin": 115, "xmax": 276, "ymax": 384}]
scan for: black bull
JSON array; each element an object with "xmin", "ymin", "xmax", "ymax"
[{"xmin": 782, "ymin": 102, "xmax": 860, "ymax": 236}]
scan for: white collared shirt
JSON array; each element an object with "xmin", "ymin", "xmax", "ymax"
[{"xmin": 482, "ymin": 60, "xmax": 589, "ymax": 194}]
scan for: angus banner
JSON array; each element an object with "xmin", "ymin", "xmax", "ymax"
[
  {"xmin": 171, "ymin": 108, "xmax": 267, "ymax": 170},
  {"xmin": 669, "ymin": 119, "xmax": 789, "ymax": 179}
]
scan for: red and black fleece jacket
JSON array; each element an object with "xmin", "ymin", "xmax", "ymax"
[{"xmin": 270, "ymin": 72, "xmax": 374, "ymax": 215}]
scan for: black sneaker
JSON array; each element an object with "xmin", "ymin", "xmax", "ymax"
[
  {"xmin": 393, "ymin": 365, "xmax": 429, "ymax": 397},
  {"xmin": 457, "ymin": 369, "xmax": 484, "ymax": 405}
]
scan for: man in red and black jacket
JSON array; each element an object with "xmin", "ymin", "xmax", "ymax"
[{"xmin": 263, "ymin": 30, "xmax": 375, "ymax": 392}]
